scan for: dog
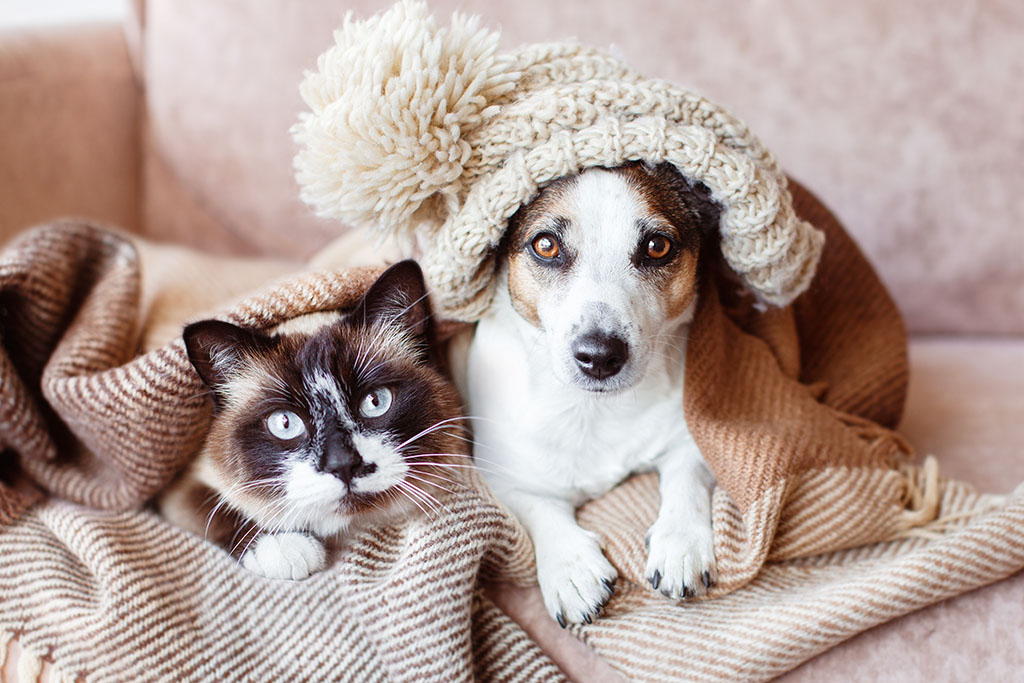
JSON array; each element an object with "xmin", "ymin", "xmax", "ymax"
[{"xmin": 462, "ymin": 161, "xmax": 721, "ymax": 626}]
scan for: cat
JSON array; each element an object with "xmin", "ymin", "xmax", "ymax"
[{"xmin": 158, "ymin": 260, "xmax": 464, "ymax": 580}]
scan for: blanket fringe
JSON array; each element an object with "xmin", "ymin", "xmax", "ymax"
[
  {"xmin": 833, "ymin": 411, "xmax": 915, "ymax": 463},
  {"xmin": 898, "ymin": 455, "xmax": 941, "ymax": 527},
  {"xmin": 890, "ymin": 455, "xmax": 1008, "ymax": 540},
  {"xmin": 16, "ymin": 646, "xmax": 42, "ymax": 683},
  {"xmin": 0, "ymin": 630, "xmax": 10, "ymax": 670},
  {"xmin": 0, "ymin": 630, "xmax": 70, "ymax": 683}
]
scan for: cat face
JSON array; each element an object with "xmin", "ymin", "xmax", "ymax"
[{"xmin": 183, "ymin": 261, "xmax": 463, "ymax": 538}]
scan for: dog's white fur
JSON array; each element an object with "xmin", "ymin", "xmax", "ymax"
[{"xmin": 463, "ymin": 167, "xmax": 717, "ymax": 625}]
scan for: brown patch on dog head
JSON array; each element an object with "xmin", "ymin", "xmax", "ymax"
[
  {"xmin": 614, "ymin": 162, "xmax": 720, "ymax": 320},
  {"xmin": 498, "ymin": 163, "xmax": 720, "ymax": 328},
  {"xmin": 504, "ymin": 174, "xmax": 579, "ymax": 327},
  {"xmin": 662, "ymin": 251, "xmax": 701, "ymax": 320}
]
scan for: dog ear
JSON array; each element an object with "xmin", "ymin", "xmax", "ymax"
[
  {"xmin": 349, "ymin": 260, "xmax": 432, "ymax": 340},
  {"xmin": 686, "ymin": 178, "xmax": 721, "ymax": 240},
  {"xmin": 646, "ymin": 162, "xmax": 721, "ymax": 239}
]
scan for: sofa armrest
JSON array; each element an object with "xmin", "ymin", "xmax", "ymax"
[{"xmin": 0, "ymin": 22, "xmax": 140, "ymax": 245}]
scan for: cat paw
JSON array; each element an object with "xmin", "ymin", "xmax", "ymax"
[
  {"xmin": 536, "ymin": 531, "xmax": 617, "ymax": 627},
  {"xmin": 644, "ymin": 517, "xmax": 716, "ymax": 600},
  {"xmin": 240, "ymin": 532, "xmax": 326, "ymax": 580}
]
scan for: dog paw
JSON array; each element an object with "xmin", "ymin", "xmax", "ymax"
[
  {"xmin": 240, "ymin": 532, "xmax": 326, "ymax": 580},
  {"xmin": 536, "ymin": 530, "xmax": 617, "ymax": 627},
  {"xmin": 644, "ymin": 517, "xmax": 716, "ymax": 600}
]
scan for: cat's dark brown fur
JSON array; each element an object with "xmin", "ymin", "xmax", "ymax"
[{"xmin": 158, "ymin": 261, "xmax": 465, "ymax": 579}]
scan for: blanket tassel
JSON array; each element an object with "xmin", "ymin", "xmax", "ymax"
[
  {"xmin": 893, "ymin": 455, "xmax": 1008, "ymax": 540},
  {"xmin": 899, "ymin": 455, "xmax": 941, "ymax": 527},
  {"xmin": 0, "ymin": 630, "xmax": 10, "ymax": 670},
  {"xmin": 2, "ymin": 631, "xmax": 71, "ymax": 683},
  {"xmin": 16, "ymin": 646, "xmax": 42, "ymax": 683}
]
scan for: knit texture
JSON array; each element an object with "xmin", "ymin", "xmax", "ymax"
[
  {"xmin": 2, "ymin": 190, "xmax": 1023, "ymax": 680},
  {"xmin": 292, "ymin": 0, "xmax": 826, "ymax": 320}
]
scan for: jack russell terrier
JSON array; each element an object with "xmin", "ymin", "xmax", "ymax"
[{"xmin": 464, "ymin": 161, "xmax": 722, "ymax": 627}]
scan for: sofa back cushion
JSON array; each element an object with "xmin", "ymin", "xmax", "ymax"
[{"xmin": 141, "ymin": 0, "xmax": 1024, "ymax": 334}]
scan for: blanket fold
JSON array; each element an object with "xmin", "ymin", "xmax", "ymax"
[{"xmin": 1, "ymin": 187, "xmax": 1023, "ymax": 681}]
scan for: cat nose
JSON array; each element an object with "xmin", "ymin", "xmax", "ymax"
[
  {"xmin": 572, "ymin": 331, "xmax": 628, "ymax": 380},
  {"xmin": 323, "ymin": 437, "xmax": 366, "ymax": 485}
]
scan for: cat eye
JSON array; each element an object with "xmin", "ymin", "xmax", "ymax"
[
  {"xmin": 265, "ymin": 410, "xmax": 307, "ymax": 441},
  {"xmin": 531, "ymin": 233, "xmax": 560, "ymax": 261},
  {"xmin": 359, "ymin": 387, "xmax": 394, "ymax": 418}
]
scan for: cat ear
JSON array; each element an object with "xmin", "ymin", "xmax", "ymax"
[
  {"xmin": 350, "ymin": 260, "xmax": 431, "ymax": 339},
  {"xmin": 183, "ymin": 320, "xmax": 273, "ymax": 404}
]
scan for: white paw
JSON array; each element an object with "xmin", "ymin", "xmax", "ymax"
[
  {"xmin": 240, "ymin": 532, "xmax": 326, "ymax": 580},
  {"xmin": 536, "ymin": 530, "xmax": 617, "ymax": 627},
  {"xmin": 644, "ymin": 516, "xmax": 716, "ymax": 600}
]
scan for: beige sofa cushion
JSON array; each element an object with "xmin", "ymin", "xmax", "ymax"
[
  {"xmin": 140, "ymin": 0, "xmax": 1023, "ymax": 334},
  {"xmin": 0, "ymin": 23, "xmax": 139, "ymax": 244}
]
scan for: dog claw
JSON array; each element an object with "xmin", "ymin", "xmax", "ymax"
[
  {"xmin": 649, "ymin": 570, "xmax": 662, "ymax": 590},
  {"xmin": 702, "ymin": 570, "xmax": 712, "ymax": 588},
  {"xmin": 556, "ymin": 611, "xmax": 567, "ymax": 629},
  {"xmin": 602, "ymin": 577, "xmax": 616, "ymax": 594},
  {"xmin": 583, "ymin": 612, "xmax": 592, "ymax": 625}
]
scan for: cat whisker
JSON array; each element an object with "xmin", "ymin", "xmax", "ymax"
[
  {"xmin": 406, "ymin": 467, "xmax": 461, "ymax": 488},
  {"xmin": 228, "ymin": 524, "xmax": 259, "ymax": 559},
  {"xmin": 397, "ymin": 479, "xmax": 448, "ymax": 516},
  {"xmin": 376, "ymin": 290, "xmax": 432, "ymax": 335},
  {"xmin": 202, "ymin": 476, "xmax": 287, "ymax": 541},
  {"xmin": 395, "ymin": 425, "xmax": 477, "ymax": 452},
  {"xmin": 232, "ymin": 520, "xmax": 267, "ymax": 558},
  {"xmin": 261, "ymin": 499, "xmax": 309, "ymax": 543},
  {"xmin": 402, "ymin": 453, "xmax": 514, "ymax": 471},
  {"xmin": 395, "ymin": 416, "xmax": 481, "ymax": 450},
  {"xmin": 404, "ymin": 471, "xmax": 458, "ymax": 495},
  {"xmin": 357, "ymin": 356, "xmax": 401, "ymax": 385},
  {"xmin": 398, "ymin": 482, "xmax": 442, "ymax": 515},
  {"xmin": 177, "ymin": 389, "xmax": 221, "ymax": 403},
  {"xmin": 402, "ymin": 460, "xmax": 513, "ymax": 481},
  {"xmin": 425, "ymin": 430, "xmax": 478, "ymax": 449},
  {"xmin": 393, "ymin": 482, "xmax": 434, "ymax": 518},
  {"xmin": 204, "ymin": 498, "xmax": 233, "ymax": 541}
]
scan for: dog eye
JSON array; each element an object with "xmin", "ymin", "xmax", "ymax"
[
  {"xmin": 646, "ymin": 235, "xmax": 672, "ymax": 260},
  {"xmin": 531, "ymin": 234, "xmax": 560, "ymax": 260}
]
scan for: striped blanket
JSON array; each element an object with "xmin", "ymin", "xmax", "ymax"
[{"xmin": 1, "ymin": 182, "xmax": 1022, "ymax": 681}]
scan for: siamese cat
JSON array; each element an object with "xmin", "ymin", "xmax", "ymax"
[{"xmin": 159, "ymin": 261, "xmax": 464, "ymax": 580}]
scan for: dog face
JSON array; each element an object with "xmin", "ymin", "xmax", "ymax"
[{"xmin": 503, "ymin": 162, "xmax": 719, "ymax": 393}]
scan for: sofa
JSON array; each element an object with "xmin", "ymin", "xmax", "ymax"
[{"xmin": 2, "ymin": 1, "xmax": 1022, "ymax": 680}]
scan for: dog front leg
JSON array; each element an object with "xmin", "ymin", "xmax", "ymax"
[
  {"xmin": 645, "ymin": 446, "xmax": 717, "ymax": 599},
  {"xmin": 499, "ymin": 488, "xmax": 617, "ymax": 626}
]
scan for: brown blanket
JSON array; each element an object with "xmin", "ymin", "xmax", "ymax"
[{"xmin": 1, "ymin": 185, "xmax": 1022, "ymax": 682}]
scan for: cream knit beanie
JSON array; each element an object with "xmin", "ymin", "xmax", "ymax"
[{"xmin": 293, "ymin": 0, "xmax": 825, "ymax": 321}]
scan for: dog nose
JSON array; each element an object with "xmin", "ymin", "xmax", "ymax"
[{"xmin": 572, "ymin": 332, "xmax": 629, "ymax": 380}]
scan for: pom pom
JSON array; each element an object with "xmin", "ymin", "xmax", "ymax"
[{"xmin": 293, "ymin": 0, "xmax": 519, "ymax": 234}]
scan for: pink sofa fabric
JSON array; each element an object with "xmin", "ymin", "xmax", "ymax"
[
  {"xmin": 0, "ymin": 23, "xmax": 140, "ymax": 244},
  {"xmin": 140, "ymin": 0, "xmax": 1024, "ymax": 334}
]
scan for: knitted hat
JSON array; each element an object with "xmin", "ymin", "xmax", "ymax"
[{"xmin": 293, "ymin": 0, "xmax": 825, "ymax": 321}]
